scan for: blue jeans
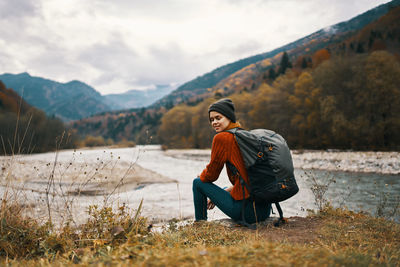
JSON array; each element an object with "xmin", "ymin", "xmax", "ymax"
[{"xmin": 192, "ymin": 177, "xmax": 271, "ymax": 224}]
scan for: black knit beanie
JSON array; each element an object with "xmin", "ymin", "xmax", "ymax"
[{"xmin": 208, "ymin": 98, "xmax": 236, "ymax": 123}]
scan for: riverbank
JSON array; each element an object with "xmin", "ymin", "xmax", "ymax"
[{"xmin": 164, "ymin": 149, "xmax": 400, "ymax": 174}]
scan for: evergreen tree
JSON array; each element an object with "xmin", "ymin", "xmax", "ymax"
[
  {"xmin": 301, "ymin": 57, "xmax": 308, "ymax": 69},
  {"xmin": 268, "ymin": 68, "xmax": 276, "ymax": 80},
  {"xmin": 356, "ymin": 42, "xmax": 365, "ymax": 53},
  {"xmin": 278, "ymin": 51, "xmax": 292, "ymax": 75}
]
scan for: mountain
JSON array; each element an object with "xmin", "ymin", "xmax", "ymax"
[
  {"xmin": 0, "ymin": 73, "xmax": 110, "ymax": 121},
  {"xmin": 151, "ymin": 0, "xmax": 400, "ymax": 108},
  {"xmin": 103, "ymin": 84, "xmax": 176, "ymax": 110},
  {"xmin": 0, "ymin": 73, "xmax": 178, "ymax": 121}
]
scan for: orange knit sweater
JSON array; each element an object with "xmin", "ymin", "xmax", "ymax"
[{"xmin": 200, "ymin": 129, "xmax": 250, "ymax": 200}]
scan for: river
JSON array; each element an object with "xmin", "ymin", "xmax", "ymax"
[{"xmin": 0, "ymin": 146, "xmax": 399, "ymax": 225}]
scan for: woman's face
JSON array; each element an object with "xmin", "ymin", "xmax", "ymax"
[{"xmin": 209, "ymin": 111, "xmax": 231, "ymax": 133}]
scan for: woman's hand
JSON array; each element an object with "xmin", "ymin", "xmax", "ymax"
[
  {"xmin": 207, "ymin": 199, "xmax": 215, "ymax": 210},
  {"xmin": 207, "ymin": 186, "xmax": 232, "ymax": 210},
  {"xmin": 225, "ymin": 186, "xmax": 233, "ymax": 193}
]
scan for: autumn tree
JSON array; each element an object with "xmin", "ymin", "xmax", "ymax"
[
  {"xmin": 312, "ymin": 49, "xmax": 331, "ymax": 68},
  {"xmin": 312, "ymin": 56, "xmax": 362, "ymax": 147},
  {"xmin": 190, "ymin": 98, "xmax": 215, "ymax": 148},
  {"xmin": 249, "ymin": 83, "xmax": 282, "ymax": 129},
  {"xmin": 360, "ymin": 51, "xmax": 400, "ymax": 148},
  {"xmin": 247, "ymin": 71, "xmax": 297, "ymax": 144},
  {"xmin": 288, "ymin": 72, "xmax": 323, "ymax": 147},
  {"xmin": 158, "ymin": 104, "xmax": 195, "ymax": 148}
]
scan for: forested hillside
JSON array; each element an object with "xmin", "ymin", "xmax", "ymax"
[
  {"xmin": 71, "ymin": 107, "xmax": 164, "ymax": 145},
  {"xmin": 159, "ymin": 50, "xmax": 400, "ymax": 150},
  {"xmin": 0, "ymin": 81, "xmax": 77, "ymax": 154}
]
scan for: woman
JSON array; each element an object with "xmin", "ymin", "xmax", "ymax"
[{"xmin": 192, "ymin": 98, "xmax": 271, "ymax": 224}]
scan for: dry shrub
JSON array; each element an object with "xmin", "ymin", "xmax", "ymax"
[
  {"xmin": 79, "ymin": 136, "xmax": 136, "ymax": 148},
  {"xmin": 80, "ymin": 135, "xmax": 107, "ymax": 147},
  {"xmin": 0, "ymin": 199, "xmax": 57, "ymax": 258},
  {"xmin": 0, "ymin": 195, "xmax": 148, "ymax": 261},
  {"xmin": 114, "ymin": 139, "xmax": 136, "ymax": 148},
  {"xmin": 79, "ymin": 202, "xmax": 148, "ymax": 246}
]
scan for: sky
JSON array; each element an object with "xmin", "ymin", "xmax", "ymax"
[{"xmin": 0, "ymin": 0, "xmax": 391, "ymax": 95}]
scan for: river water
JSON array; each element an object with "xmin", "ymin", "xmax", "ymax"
[{"xmin": 1, "ymin": 146, "xmax": 399, "ymax": 224}]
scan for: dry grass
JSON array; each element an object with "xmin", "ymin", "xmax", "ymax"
[{"xmin": 0, "ymin": 202, "xmax": 399, "ymax": 266}]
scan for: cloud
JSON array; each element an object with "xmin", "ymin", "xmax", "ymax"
[
  {"xmin": 138, "ymin": 42, "xmax": 202, "ymax": 85},
  {"xmin": 79, "ymin": 35, "xmax": 138, "ymax": 72},
  {"xmin": 89, "ymin": 0, "xmax": 207, "ymax": 22},
  {"xmin": 75, "ymin": 35, "xmax": 198, "ymax": 93},
  {"xmin": 80, "ymin": 39, "xmax": 204, "ymax": 93},
  {"xmin": 0, "ymin": 0, "xmax": 41, "ymax": 19}
]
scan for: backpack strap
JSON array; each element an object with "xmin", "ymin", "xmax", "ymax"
[
  {"xmin": 225, "ymin": 127, "xmax": 240, "ymax": 134},
  {"xmin": 273, "ymin": 203, "xmax": 288, "ymax": 227},
  {"xmin": 226, "ymin": 162, "xmax": 256, "ymax": 230}
]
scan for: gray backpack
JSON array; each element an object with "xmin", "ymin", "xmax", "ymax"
[{"xmin": 226, "ymin": 128, "xmax": 299, "ymax": 226}]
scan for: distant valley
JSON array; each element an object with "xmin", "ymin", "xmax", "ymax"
[{"xmin": 103, "ymin": 85, "xmax": 175, "ymax": 110}]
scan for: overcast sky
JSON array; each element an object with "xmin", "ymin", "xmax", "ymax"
[{"xmin": 0, "ymin": 0, "xmax": 391, "ymax": 95}]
